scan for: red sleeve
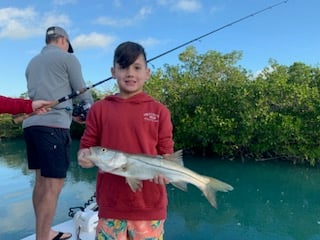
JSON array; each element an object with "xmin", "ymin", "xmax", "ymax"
[
  {"xmin": 0, "ymin": 96, "xmax": 33, "ymax": 115},
  {"xmin": 157, "ymin": 106, "xmax": 174, "ymax": 155},
  {"xmin": 79, "ymin": 101, "xmax": 101, "ymax": 149}
]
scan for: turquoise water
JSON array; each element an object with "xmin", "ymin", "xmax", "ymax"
[{"xmin": 1, "ymin": 138, "xmax": 320, "ymax": 240}]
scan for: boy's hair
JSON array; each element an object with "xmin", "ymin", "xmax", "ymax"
[{"xmin": 114, "ymin": 41, "xmax": 147, "ymax": 68}]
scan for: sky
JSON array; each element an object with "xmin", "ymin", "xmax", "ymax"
[{"xmin": 0, "ymin": 0, "xmax": 319, "ymax": 97}]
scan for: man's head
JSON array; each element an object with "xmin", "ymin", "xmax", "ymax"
[{"xmin": 45, "ymin": 26, "xmax": 74, "ymax": 53}]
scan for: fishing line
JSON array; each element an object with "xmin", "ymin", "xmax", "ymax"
[
  {"xmin": 147, "ymin": 0, "xmax": 288, "ymax": 63},
  {"xmin": 13, "ymin": 0, "xmax": 288, "ymax": 124}
]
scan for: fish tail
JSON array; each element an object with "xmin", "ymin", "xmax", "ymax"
[{"xmin": 203, "ymin": 177, "xmax": 234, "ymax": 208}]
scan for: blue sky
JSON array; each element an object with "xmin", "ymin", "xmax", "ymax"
[{"xmin": 1, "ymin": 0, "xmax": 319, "ymax": 97}]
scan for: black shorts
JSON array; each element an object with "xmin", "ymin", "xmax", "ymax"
[{"xmin": 23, "ymin": 126, "xmax": 71, "ymax": 178}]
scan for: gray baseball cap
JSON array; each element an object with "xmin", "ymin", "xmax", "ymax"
[{"xmin": 46, "ymin": 26, "xmax": 74, "ymax": 53}]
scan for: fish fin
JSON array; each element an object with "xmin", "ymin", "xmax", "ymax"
[
  {"xmin": 171, "ymin": 181, "xmax": 188, "ymax": 191},
  {"xmin": 203, "ymin": 177, "xmax": 233, "ymax": 208},
  {"xmin": 166, "ymin": 150, "xmax": 184, "ymax": 166},
  {"xmin": 126, "ymin": 178, "xmax": 143, "ymax": 192}
]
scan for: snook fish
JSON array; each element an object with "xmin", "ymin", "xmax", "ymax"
[{"xmin": 85, "ymin": 146, "xmax": 233, "ymax": 208}]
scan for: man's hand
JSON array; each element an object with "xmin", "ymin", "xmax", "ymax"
[{"xmin": 72, "ymin": 116, "xmax": 87, "ymax": 124}]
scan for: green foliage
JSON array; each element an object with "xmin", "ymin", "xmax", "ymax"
[
  {"xmin": 2, "ymin": 46, "xmax": 320, "ymax": 165},
  {"xmin": 146, "ymin": 46, "xmax": 320, "ymax": 165},
  {"xmin": 0, "ymin": 114, "xmax": 24, "ymax": 138}
]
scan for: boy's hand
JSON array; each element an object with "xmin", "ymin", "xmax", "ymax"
[
  {"xmin": 78, "ymin": 148, "xmax": 95, "ymax": 168},
  {"xmin": 151, "ymin": 175, "xmax": 170, "ymax": 185}
]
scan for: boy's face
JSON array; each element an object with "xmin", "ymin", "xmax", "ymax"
[{"xmin": 111, "ymin": 54, "xmax": 150, "ymax": 98}]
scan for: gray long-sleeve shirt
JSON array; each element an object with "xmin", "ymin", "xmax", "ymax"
[{"xmin": 22, "ymin": 44, "xmax": 93, "ymax": 129}]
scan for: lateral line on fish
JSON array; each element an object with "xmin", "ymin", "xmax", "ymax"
[{"xmin": 128, "ymin": 154, "xmax": 209, "ymax": 185}]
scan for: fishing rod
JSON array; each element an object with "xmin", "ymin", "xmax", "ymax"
[
  {"xmin": 147, "ymin": 0, "xmax": 288, "ymax": 62},
  {"xmin": 12, "ymin": 77, "xmax": 113, "ymax": 124},
  {"xmin": 13, "ymin": 0, "xmax": 288, "ymax": 124}
]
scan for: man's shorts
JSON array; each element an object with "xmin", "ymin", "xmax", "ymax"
[
  {"xmin": 23, "ymin": 126, "xmax": 71, "ymax": 178},
  {"xmin": 96, "ymin": 218, "xmax": 165, "ymax": 240}
]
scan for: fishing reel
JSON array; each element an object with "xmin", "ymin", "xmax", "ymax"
[{"xmin": 72, "ymin": 100, "xmax": 91, "ymax": 121}]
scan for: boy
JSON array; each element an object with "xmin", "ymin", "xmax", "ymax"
[{"xmin": 78, "ymin": 41, "xmax": 174, "ymax": 239}]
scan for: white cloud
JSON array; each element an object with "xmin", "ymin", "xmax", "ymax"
[
  {"xmin": 112, "ymin": 0, "xmax": 122, "ymax": 8},
  {"xmin": 0, "ymin": 7, "xmax": 38, "ymax": 38},
  {"xmin": 0, "ymin": 7, "xmax": 35, "ymax": 21},
  {"xmin": 0, "ymin": 7, "xmax": 71, "ymax": 39},
  {"xmin": 139, "ymin": 37, "xmax": 162, "ymax": 48},
  {"xmin": 94, "ymin": 6, "xmax": 152, "ymax": 27},
  {"xmin": 251, "ymin": 65, "xmax": 275, "ymax": 80},
  {"xmin": 174, "ymin": 0, "xmax": 201, "ymax": 12},
  {"xmin": 41, "ymin": 13, "xmax": 71, "ymax": 30},
  {"xmin": 138, "ymin": 6, "xmax": 152, "ymax": 18},
  {"xmin": 94, "ymin": 16, "xmax": 123, "ymax": 26},
  {"xmin": 72, "ymin": 32, "xmax": 116, "ymax": 50},
  {"xmin": 0, "ymin": 7, "xmax": 113, "ymax": 51},
  {"xmin": 157, "ymin": 0, "xmax": 202, "ymax": 12},
  {"xmin": 53, "ymin": 0, "xmax": 77, "ymax": 5},
  {"xmin": 157, "ymin": 0, "xmax": 168, "ymax": 6}
]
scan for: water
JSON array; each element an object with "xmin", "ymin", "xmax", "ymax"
[{"xmin": 1, "ymin": 139, "xmax": 320, "ymax": 240}]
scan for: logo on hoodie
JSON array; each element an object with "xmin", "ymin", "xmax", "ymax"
[{"xmin": 144, "ymin": 112, "xmax": 159, "ymax": 122}]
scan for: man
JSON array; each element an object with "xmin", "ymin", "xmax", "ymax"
[{"xmin": 23, "ymin": 26, "xmax": 93, "ymax": 240}]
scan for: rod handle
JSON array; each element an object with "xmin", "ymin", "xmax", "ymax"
[{"xmin": 12, "ymin": 100, "xmax": 59, "ymax": 124}]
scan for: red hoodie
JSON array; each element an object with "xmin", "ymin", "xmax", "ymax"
[
  {"xmin": 80, "ymin": 92, "xmax": 174, "ymax": 220},
  {"xmin": 0, "ymin": 96, "xmax": 33, "ymax": 115}
]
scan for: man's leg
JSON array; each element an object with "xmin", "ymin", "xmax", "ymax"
[
  {"xmin": 33, "ymin": 169, "xmax": 64, "ymax": 240},
  {"xmin": 25, "ymin": 126, "xmax": 71, "ymax": 240}
]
